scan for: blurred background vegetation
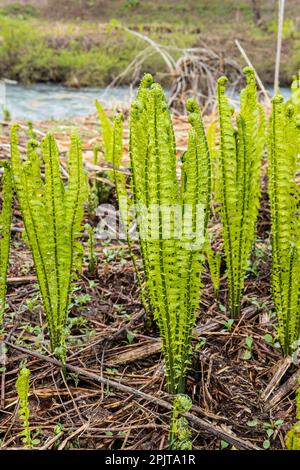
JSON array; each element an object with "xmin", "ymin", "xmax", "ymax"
[{"xmin": 0, "ymin": 0, "xmax": 299, "ymax": 87}]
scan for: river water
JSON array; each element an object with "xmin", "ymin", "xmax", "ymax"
[
  {"xmin": 0, "ymin": 82, "xmax": 292, "ymax": 121},
  {"xmin": 0, "ymin": 83, "xmax": 136, "ymax": 121}
]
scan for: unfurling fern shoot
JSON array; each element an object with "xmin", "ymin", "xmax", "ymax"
[
  {"xmin": 268, "ymin": 95, "xmax": 300, "ymax": 355},
  {"xmin": 206, "ymin": 239, "xmax": 221, "ymax": 298},
  {"xmin": 169, "ymin": 394, "xmax": 193, "ymax": 450},
  {"xmin": 16, "ymin": 367, "xmax": 31, "ymax": 448},
  {"xmin": 290, "ymin": 71, "xmax": 300, "ymax": 119},
  {"xmin": 95, "ymin": 106, "xmax": 151, "ymax": 318},
  {"xmin": 0, "ymin": 162, "xmax": 12, "ymax": 327},
  {"xmin": 285, "ymin": 377, "xmax": 300, "ymax": 450},
  {"xmin": 10, "ymin": 128, "xmax": 88, "ymax": 362},
  {"xmin": 217, "ymin": 67, "xmax": 265, "ymax": 318},
  {"xmin": 95, "ymin": 100, "xmax": 113, "ymax": 163},
  {"xmin": 129, "ymin": 74, "xmax": 210, "ymax": 395}
]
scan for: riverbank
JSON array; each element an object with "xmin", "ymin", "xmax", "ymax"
[{"xmin": 0, "ymin": 1, "xmax": 299, "ymax": 88}]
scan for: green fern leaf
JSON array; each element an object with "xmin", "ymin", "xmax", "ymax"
[
  {"xmin": 95, "ymin": 100, "xmax": 113, "ymax": 162},
  {"xmin": 11, "ymin": 127, "xmax": 87, "ymax": 361},
  {"xmin": 217, "ymin": 68, "xmax": 265, "ymax": 318},
  {"xmin": 0, "ymin": 162, "xmax": 12, "ymax": 326},
  {"xmin": 16, "ymin": 367, "xmax": 31, "ymax": 448}
]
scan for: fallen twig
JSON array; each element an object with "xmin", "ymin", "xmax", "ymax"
[
  {"xmin": 261, "ymin": 356, "xmax": 292, "ymax": 401},
  {"xmin": 5, "ymin": 341, "xmax": 260, "ymax": 450},
  {"xmin": 265, "ymin": 366, "xmax": 300, "ymax": 411}
]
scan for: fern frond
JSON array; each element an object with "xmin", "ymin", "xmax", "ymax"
[
  {"xmin": 95, "ymin": 100, "xmax": 112, "ymax": 162},
  {"xmin": 176, "ymin": 98, "xmax": 211, "ymax": 390},
  {"xmin": 169, "ymin": 394, "xmax": 192, "ymax": 450},
  {"xmin": 11, "ymin": 126, "xmax": 54, "ymax": 339},
  {"xmin": 0, "ymin": 162, "xmax": 12, "ymax": 326},
  {"xmin": 217, "ymin": 68, "xmax": 265, "ymax": 317},
  {"xmin": 16, "ymin": 367, "xmax": 31, "ymax": 448},
  {"xmin": 285, "ymin": 377, "xmax": 300, "ymax": 450},
  {"xmin": 268, "ymin": 94, "xmax": 300, "ymax": 354},
  {"xmin": 207, "ymin": 118, "xmax": 221, "ymax": 204},
  {"xmin": 130, "ymin": 77, "xmax": 210, "ymax": 395},
  {"xmin": 111, "ymin": 114, "xmax": 128, "ymax": 225},
  {"xmin": 291, "ymin": 71, "xmax": 300, "ymax": 119},
  {"xmin": 206, "ymin": 237, "xmax": 221, "ymax": 298},
  {"xmin": 11, "ymin": 127, "xmax": 87, "ymax": 361}
]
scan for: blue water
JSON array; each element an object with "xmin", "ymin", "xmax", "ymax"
[
  {"xmin": 229, "ymin": 86, "xmax": 292, "ymax": 108},
  {"xmin": 0, "ymin": 83, "xmax": 136, "ymax": 121},
  {"xmin": 0, "ymin": 82, "xmax": 292, "ymax": 121}
]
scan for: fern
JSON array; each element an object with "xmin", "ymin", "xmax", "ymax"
[
  {"xmin": 16, "ymin": 367, "xmax": 31, "ymax": 448},
  {"xmin": 96, "ymin": 105, "xmax": 151, "ymax": 318},
  {"xmin": 10, "ymin": 128, "xmax": 88, "ymax": 361},
  {"xmin": 95, "ymin": 100, "xmax": 113, "ymax": 163},
  {"xmin": 169, "ymin": 394, "xmax": 192, "ymax": 450},
  {"xmin": 206, "ymin": 237, "xmax": 221, "ymax": 298},
  {"xmin": 129, "ymin": 74, "xmax": 210, "ymax": 394},
  {"xmin": 0, "ymin": 162, "xmax": 12, "ymax": 327},
  {"xmin": 85, "ymin": 223, "xmax": 98, "ymax": 275},
  {"xmin": 217, "ymin": 67, "xmax": 265, "ymax": 318},
  {"xmin": 285, "ymin": 377, "xmax": 300, "ymax": 450},
  {"xmin": 88, "ymin": 143, "xmax": 111, "ymax": 213},
  {"xmin": 290, "ymin": 71, "xmax": 300, "ymax": 119},
  {"xmin": 207, "ymin": 118, "xmax": 221, "ymax": 205},
  {"xmin": 268, "ymin": 94, "xmax": 300, "ymax": 355},
  {"xmin": 111, "ymin": 113, "xmax": 128, "ymax": 225}
]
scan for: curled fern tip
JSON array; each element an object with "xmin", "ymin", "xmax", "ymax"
[{"xmin": 186, "ymin": 97, "xmax": 199, "ymax": 114}]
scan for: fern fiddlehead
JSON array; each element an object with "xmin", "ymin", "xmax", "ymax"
[
  {"xmin": 95, "ymin": 100, "xmax": 113, "ymax": 163},
  {"xmin": 169, "ymin": 394, "xmax": 192, "ymax": 450},
  {"xmin": 217, "ymin": 67, "xmax": 265, "ymax": 318},
  {"xmin": 290, "ymin": 71, "xmax": 300, "ymax": 120},
  {"xmin": 16, "ymin": 367, "xmax": 31, "ymax": 448},
  {"xmin": 129, "ymin": 75, "xmax": 210, "ymax": 395},
  {"xmin": 10, "ymin": 127, "xmax": 88, "ymax": 362},
  {"xmin": 285, "ymin": 377, "xmax": 300, "ymax": 450},
  {"xmin": 268, "ymin": 94, "xmax": 300, "ymax": 355},
  {"xmin": 0, "ymin": 162, "xmax": 12, "ymax": 327},
  {"xmin": 96, "ymin": 103, "xmax": 151, "ymax": 319},
  {"xmin": 206, "ymin": 238, "xmax": 221, "ymax": 298}
]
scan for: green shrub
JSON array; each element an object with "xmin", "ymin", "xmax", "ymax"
[
  {"xmin": 0, "ymin": 3, "xmax": 38, "ymax": 18},
  {"xmin": 268, "ymin": 19, "xmax": 298, "ymax": 40}
]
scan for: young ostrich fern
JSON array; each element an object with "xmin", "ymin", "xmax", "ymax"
[
  {"xmin": 0, "ymin": 163, "xmax": 12, "ymax": 327},
  {"xmin": 95, "ymin": 105, "xmax": 151, "ymax": 318},
  {"xmin": 290, "ymin": 71, "xmax": 300, "ymax": 119},
  {"xmin": 95, "ymin": 100, "xmax": 113, "ymax": 163},
  {"xmin": 217, "ymin": 67, "xmax": 265, "ymax": 318},
  {"xmin": 16, "ymin": 367, "xmax": 31, "ymax": 448},
  {"xmin": 268, "ymin": 95, "xmax": 300, "ymax": 355},
  {"xmin": 11, "ymin": 127, "xmax": 88, "ymax": 362},
  {"xmin": 130, "ymin": 74, "xmax": 210, "ymax": 395},
  {"xmin": 286, "ymin": 377, "xmax": 300, "ymax": 450}
]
